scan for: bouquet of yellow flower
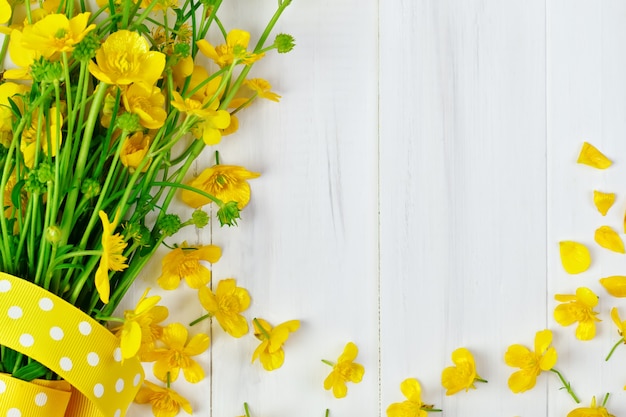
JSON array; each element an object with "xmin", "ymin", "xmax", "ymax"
[{"xmin": 0, "ymin": 0, "xmax": 293, "ymax": 414}]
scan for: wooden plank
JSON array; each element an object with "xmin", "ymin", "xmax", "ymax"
[
  {"xmin": 547, "ymin": 1, "xmax": 626, "ymax": 415},
  {"xmin": 379, "ymin": 1, "xmax": 548, "ymax": 416}
]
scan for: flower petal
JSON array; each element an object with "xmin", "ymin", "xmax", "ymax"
[
  {"xmin": 575, "ymin": 320, "xmax": 597, "ymax": 341},
  {"xmin": 534, "ymin": 329, "xmax": 553, "ymax": 355},
  {"xmin": 595, "ymin": 226, "xmax": 625, "ymax": 253},
  {"xmin": 593, "ymin": 190, "xmax": 616, "ymax": 216},
  {"xmin": 508, "ymin": 369, "xmax": 537, "ymax": 393},
  {"xmin": 538, "ymin": 347, "xmax": 557, "ymax": 370},
  {"xmin": 600, "ymin": 276, "xmax": 626, "ymax": 297},
  {"xmin": 399, "ymin": 378, "xmax": 421, "ymax": 403},
  {"xmin": 559, "ymin": 241, "xmax": 591, "ymax": 274},
  {"xmin": 504, "ymin": 344, "xmax": 533, "ymax": 368},
  {"xmin": 577, "ymin": 141, "xmax": 612, "ymax": 169},
  {"xmin": 339, "ymin": 342, "xmax": 358, "ymax": 362}
]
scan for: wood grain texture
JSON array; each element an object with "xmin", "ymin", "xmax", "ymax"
[{"xmin": 122, "ymin": 1, "xmax": 626, "ymax": 416}]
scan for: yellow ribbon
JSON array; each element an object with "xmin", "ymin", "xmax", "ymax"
[{"xmin": 0, "ymin": 272, "xmax": 144, "ymax": 417}]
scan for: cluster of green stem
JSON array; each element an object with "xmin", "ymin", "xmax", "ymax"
[{"xmin": 0, "ymin": 0, "xmax": 292, "ymax": 379}]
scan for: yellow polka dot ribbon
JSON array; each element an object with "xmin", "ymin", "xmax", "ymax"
[{"xmin": 0, "ymin": 273, "xmax": 144, "ymax": 417}]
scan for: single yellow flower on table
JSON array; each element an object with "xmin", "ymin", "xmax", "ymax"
[
  {"xmin": 134, "ymin": 380, "xmax": 192, "ymax": 417},
  {"xmin": 594, "ymin": 225, "xmax": 625, "ymax": 253},
  {"xmin": 559, "ymin": 241, "xmax": 591, "ymax": 274},
  {"xmin": 504, "ymin": 329, "xmax": 557, "ymax": 393},
  {"xmin": 252, "ymin": 318, "xmax": 300, "ymax": 371},
  {"xmin": 89, "ymin": 30, "xmax": 166, "ymax": 86},
  {"xmin": 181, "ymin": 165, "xmax": 260, "ymax": 209},
  {"xmin": 142, "ymin": 322, "xmax": 209, "ymax": 384},
  {"xmin": 157, "ymin": 243, "xmax": 222, "ymax": 290},
  {"xmin": 95, "ymin": 210, "xmax": 128, "ymax": 304},
  {"xmin": 386, "ymin": 378, "xmax": 441, "ymax": 417},
  {"xmin": 554, "ymin": 287, "xmax": 600, "ymax": 341},
  {"xmin": 197, "ymin": 278, "xmax": 250, "ymax": 337},
  {"xmin": 441, "ymin": 347, "xmax": 486, "ymax": 395},
  {"xmin": 323, "ymin": 342, "xmax": 365, "ymax": 398},
  {"xmin": 567, "ymin": 396, "xmax": 614, "ymax": 417},
  {"xmin": 577, "ymin": 141, "xmax": 612, "ymax": 169}
]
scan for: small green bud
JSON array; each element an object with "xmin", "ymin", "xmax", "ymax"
[
  {"xmin": 123, "ymin": 222, "xmax": 151, "ymax": 247},
  {"xmin": 191, "ymin": 209, "xmax": 209, "ymax": 228},
  {"xmin": 157, "ymin": 214, "xmax": 182, "ymax": 236},
  {"xmin": 30, "ymin": 57, "xmax": 63, "ymax": 83},
  {"xmin": 216, "ymin": 201, "xmax": 240, "ymax": 227},
  {"xmin": 45, "ymin": 225, "xmax": 62, "ymax": 244},
  {"xmin": 116, "ymin": 113, "xmax": 142, "ymax": 132},
  {"xmin": 173, "ymin": 42, "xmax": 190, "ymax": 58},
  {"xmin": 35, "ymin": 163, "xmax": 54, "ymax": 183},
  {"xmin": 73, "ymin": 33, "xmax": 100, "ymax": 62},
  {"xmin": 275, "ymin": 33, "xmax": 295, "ymax": 53},
  {"xmin": 25, "ymin": 171, "xmax": 46, "ymax": 193},
  {"xmin": 81, "ymin": 178, "xmax": 101, "ymax": 199}
]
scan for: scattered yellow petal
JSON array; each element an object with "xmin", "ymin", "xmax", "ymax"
[
  {"xmin": 559, "ymin": 241, "xmax": 591, "ymax": 274},
  {"xmin": 593, "ymin": 191, "xmax": 615, "ymax": 216},
  {"xmin": 594, "ymin": 226, "xmax": 625, "ymax": 253},
  {"xmin": 577, "ymin": 142, "xmax": 612, "ymax": 169},
  {"xmin": 600, "ymin": 276, "xmax": 626, "ymax": 297}
]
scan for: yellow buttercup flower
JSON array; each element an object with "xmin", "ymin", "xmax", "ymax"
[
  {"xmin": 554, "ymin": 287, "xmax": 600, "ymax": 341},
  {"xmin": 170, "ymin": 90, "xmax": 220, "ymax": 120},
  {"xmin": 20, "ymin": 12, "xmax": 95, "ymax": 58},
  {"xmin": 20, "ymin": 106, "xmax": 64, "ymax": 168},
  {"xmin": 593, "ymin": 191, "xmax": 615, "ymax": 216},
  {"xmin": 606, "ymin": 307, "xmax": 626, "ymax": 361},
  {"xmin": 577, "ymin": 141, "xmax": 612, "ymax": 169},
  {"xmin": 0, "ymin": 82, "xmax": 28, "ymax": 147},
  {"xmin": 245, "ymin": 78, "xmax": 281, "ymax": 102},
  {"xmin": 196, "ymin": 29, "xmax": 263, "ymax": 68},
  {"xmin": 323, "ymin": 342, "xmax": 365, "ymax": 398},
  {"xmin": 142, "ymin": 322, "xmax": 209, "ymax": 383},
  {"xmin": 504, "ymin": 329, "xmax": 557, "ymax": 393},
  {"xmin": 198, "ymin": 278, "xmax": 250, "ymax": 337},
  {"xmin": 122, "ymin": 83, "xmax": 167, "ymax": 129},
  {"xmin": 134, "ymin": 380, "xmax": 192, "ymax": 417},
  {"xmin": 95, "ymin": 210, "xmax": 128, "ymax": 304},
  {"xmin": 386, "ymin": 378, "xmax": 440, "ymax": 417},
  {"xmin": 157, "ymin": 243, "xmax": 222, "ymax": 290},
  {"xmin": 181, "ymin": 165, "xmax": 260, "ymax": 209},
  {"xmin": 112, "ymin": 288, "xmax": 168, "ymax": 360},
  {"xmin": 441, "ymin": 347, "xmax": 486, "ymax": 395},
  {"xmin": 120, "ymin": 131, "xmax": 151, "ymax": 172},
  {"xmin": 559, "ymin": 241, "xmax": 591, "ymax": 274},
  {"xmin": 567, "ymin": 396, "xmax": 614, "ymax": 417},
  {"xmin": 4, "ymin": 30, "xmax": 39, "ymax": 80},
  {"xmin": 252, "ymin": 318, "xmax": 300, "ymax": 371},
  {"xmin": 594, "ymin": 225, "xmax": 625, "ymax": 253},
  {"xmin": 89, "ymin": 30, "xmax": 166, "ymax": 86}
]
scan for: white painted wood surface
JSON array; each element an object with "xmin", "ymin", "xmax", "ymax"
[{"xmin": 123, "ymin": 1, "xmax": 626, "ymax": 416}]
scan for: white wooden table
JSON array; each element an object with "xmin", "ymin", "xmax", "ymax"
[{"xmin": 125, "ymin": 1, "xmax": 626, "ymax": 416}]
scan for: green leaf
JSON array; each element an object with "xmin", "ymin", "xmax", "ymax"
[
  {"xmin": 13, "ymin": 361, "xmax": 48, "ymax": 381},
  {"xmin": 10, "ymin": 179, "xmax": 25, "ymax": 211}
]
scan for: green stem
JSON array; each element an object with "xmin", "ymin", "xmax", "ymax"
[
  {"xmin": 325, "ymin": 410, "xmax": 329, "ymax": 417},
  {"xmin": 252, "ymin": 318, "xmax": 271, "ymax": 339},
  {"xmin": 321, "ymin": 359, "xmax": 335, "ymax": 367},
  {"xmin": 421, "ymin": 407, "xmax": 442, "ymax": 412},
  {"xmin": 243, "ymin": 403, "xmax": 251, "ymax": 417},
  {"xmin": 550, "ymin": 368, "xmax": 580, "ymax": 403},
  {"xmin": 189, "ymin": 313, "xmax": 211, "ymax": 326},
  {"xmin": 602, "ymin": 392, "xmax": 610, "ymax": 407},
  {"xmin": 475, "ymin": 377, "xmax": 488, "ymax": 383},
  {"xmin": 605, "ymin": 338, "xmax": 623, "ymax": 361}
]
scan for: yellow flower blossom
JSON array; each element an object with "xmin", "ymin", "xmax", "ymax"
[
  {"xmin": 0, "ymin": 82, "xmax": 28, "ymax": 147},
  {"xmin": 171, "ymin": 56, "xmax": 193, "ymax": 90},
  {"xmin": 441, "ymin": 347, "xmax": 486, "ymax": 395},
  {"xmin": 5, "ymin": 30, "xmax": 40, "ymax": 80},
  {"xmin": 120, "ymin": 131, "xmax": 151, "ymax": 172},
  {"xmin": 593, "ymin": 191, "xmax": 615, "ymax": 216},
  {"xmin": 606, "ymin": 307, "xmax": 626, "ymax": 361},
  {"xmin": 20, "ymin": 106, "xmax": 64, "ymax": 168},
  {"xmin": 504, "ymin": 329, "xmax": 557, "ymax": 393},
  {"xmin": 190, "ymin": 108, "xmax": 230, "ymax": 145},
  {"xmin": 386, "ymin": 378, "xmax": 440, "ymax": 417},
  {"xmin": 559, "ymin": 241, "xmax": 591, "ymax": 274},
  {"xmin": 196, "ymin": 29, "xmax": 263, "ymax": 68},
  {"xmin": 577, "ymin": 141, "xmax": 612, "ymax": 169},
  {"xmin": 89, "ymin": 30, "xmax": 166, "ymax": 86},
  {"xmin": 134, "ymin": 380, "xmax": 192, "ymax": 417},
  {"xmin": 170, "ymin": 90, "xmax": 219, "ymax": 120},
  {"xmin": 245, "ymin": 78, "xmax": 281, "ymax": 102},
  {"xmin": 594, "ymin": 226, "xmax": 625, "ymax": 253},
  {"xmin": 122, "ymin": 83, "xmax": 167, "ymax": 129},
  {"xmin": 20, "ymin": 12, "xmax": 95, "ymax": 58},
  {"xmin": 252, "ymin": 318, "xmax": 300, "ymax": 371},
  {"xmin": 323, "ymin": 342, "xmax": 365, "ymax": 398},
  {"xmin": 181, "ymin": 165, "xmax": 260, "ymax": 209},
  {"xmin": 567, "ymin": 397, "xmax": 614, "ymax": 417},
  {"xmin": 600, "ymin": 275, "xmax": 626, "ymax": 297},
  {"xmin": 113, "ymin": 288, "xmax": 168, "ymax": 360},
  {"xmin": 157, "ymin": 243, "xmax": 222, "ymax": 290},
  {"xmin": 142, "ymin": 322, "xmax": 209, "ymax": 383},
  {"xmin": 198, "ymin": 278, "xmax": 250, "ymax": 337},
  {"xmin": 95, "ymin": 210, "xmax": 128, "ymax": 304},
  {"xmin": 554, "ymin": 287, "xmax": 601, "ymax": 340}
]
